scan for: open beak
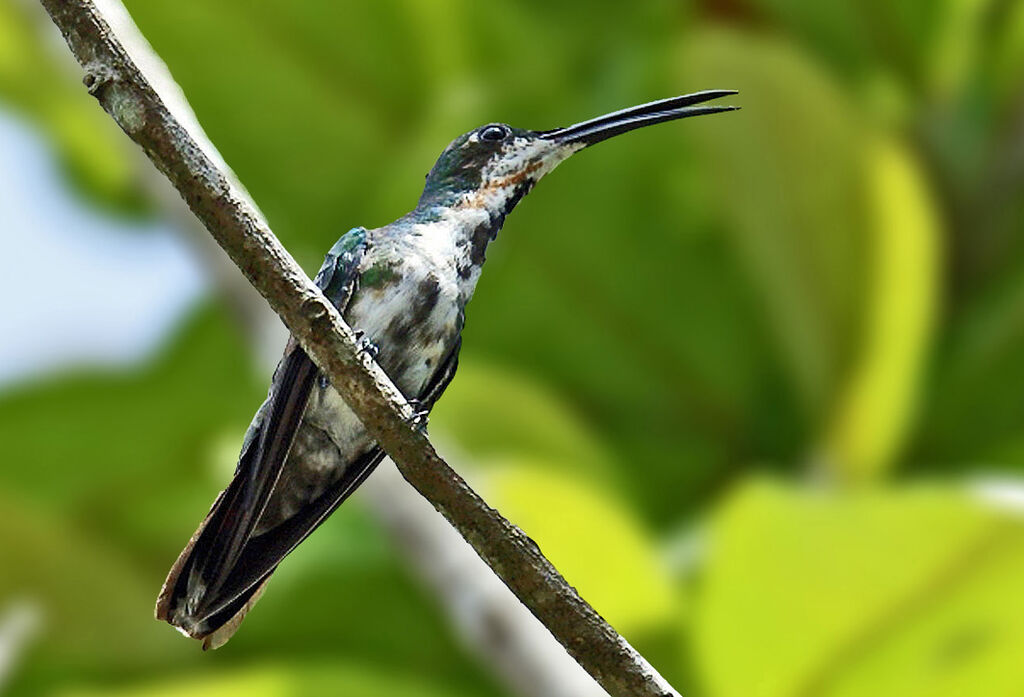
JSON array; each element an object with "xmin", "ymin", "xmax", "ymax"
[{"xmin": 538, "ymin": 90, "xmax": 739, "ymax": 147}]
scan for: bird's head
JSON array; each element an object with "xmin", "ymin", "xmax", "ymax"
[{"xmin": 418, "ymin": 90, "xmax": 738, "ymax": 217}]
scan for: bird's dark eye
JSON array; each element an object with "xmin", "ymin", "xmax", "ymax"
[{"xmin": 480, "ymin": 125, "xmax": 509, "ymax": 142}]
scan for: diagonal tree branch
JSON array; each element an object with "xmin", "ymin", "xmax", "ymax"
[{"xmin": 37, "ymin": 2, "xmax": 680, "ymax": 696}]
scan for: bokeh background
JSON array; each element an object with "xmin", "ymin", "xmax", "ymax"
[{"xmin": 3, "ymin": 0, "xmax": 1024, "ymax": 695}]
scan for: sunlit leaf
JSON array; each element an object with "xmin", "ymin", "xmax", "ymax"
[
  {"xmin": 484, "ymin": 461, "xmax": 675, "ymax": 635},
  {"xmin": 692, "ymin": 479, "xmax": 1024, "ymax": 697},
  {"xmin": 820, "ymin": 138, "xmax": 940, "ymax": 481},
  {"xmin": 431, "ymin": 360, "xmax": 616, "ymax": 481}
]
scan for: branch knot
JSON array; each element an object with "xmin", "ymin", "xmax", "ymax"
[{"xmin": 82, "ymin": 62, "xmax": 118, "ymax": 95}]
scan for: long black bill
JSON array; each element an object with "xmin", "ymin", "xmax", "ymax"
[{"xmin": 539, "ymin": 90, "xmax": 738, "ymax": 146}]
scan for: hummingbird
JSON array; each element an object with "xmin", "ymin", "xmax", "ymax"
[{"xmin": 156, "ymin": 90, "xmax": 738, "ymax": 649}]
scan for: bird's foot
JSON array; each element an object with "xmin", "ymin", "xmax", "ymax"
[
  {"xmin": 407, "ymin": 399, "xmax": 429, "ymax": 433},
  {"xmin": 353, "ymin": 330, "xmax": 380, "ymax": 361}
]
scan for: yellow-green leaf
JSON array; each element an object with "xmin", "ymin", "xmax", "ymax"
[
  {"xmin": 484, "ymin": 461, "xmax": 675, "ymax": 635},
  {"xmin": 820, "ymin": 138, "xmax": 940, "ymax": 481},
  {"xmin": 693, "ymin": 479, "xmax": 1024, "ymax": 697},
  {"xmin": 431, "ymin": 360, "xmax": 615, "ymax": 481}
]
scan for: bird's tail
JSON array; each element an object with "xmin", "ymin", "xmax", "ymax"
[
  {"xmin": 156, "ymin": 346, "xmax": 320, "ymax": 648},
  {"xmin": 155, "ymin": 443, "xmax": 386, "ymax": 648},
  {"xmin": 155, "ymin": 477, "xmax": 276, "ymax": 650}
]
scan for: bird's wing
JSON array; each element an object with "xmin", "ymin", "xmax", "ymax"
[
  {"xmin": 156, "ymin": 228, "xmax": 370, "ymax": 640},
  {"xmin": 194, "ymin": 336, "xmax": 464, "ymax": 649}
]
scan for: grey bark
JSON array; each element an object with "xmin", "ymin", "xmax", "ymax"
[{"xmin": 37, "ymin": 2, "xmax": 680, "ymax": 695}]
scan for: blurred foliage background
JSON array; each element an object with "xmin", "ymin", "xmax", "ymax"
[{"xmin": 3, "ymin": 0, "xmax": 1024, "ymax": 695}]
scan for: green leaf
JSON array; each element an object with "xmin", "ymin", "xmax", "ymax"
[
  {"xmin": 679, "ymin": 30, "xmax": 870, "ymax": 420},
  {"xmin": 430, "ymin": 360, "xmax": 616, "ymax": 481},
  {"xmin": 0, "ymin": 493, "xmax": 193, "ymax": 681},
  {"xmin": 692, "ymin": 479, "xmax": 1024, "ymax": 697},
  {"xmin": 988, "ymin": 1, "xmax": 1024, "ymax": 100},
  {"xmin": 740, "ymin": 0, "xmax": 954, "ymax": 93},
  {"xmin": 0, "ymin": 306, "xmax": 260, "ymax": 552},
  {"xmin": 0, "ymin": 0, "xmax": 143, "ymax": 208},
  {"xmin": 913, "ymin": 256, "xmax": 1024, "ymax": 468}
]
